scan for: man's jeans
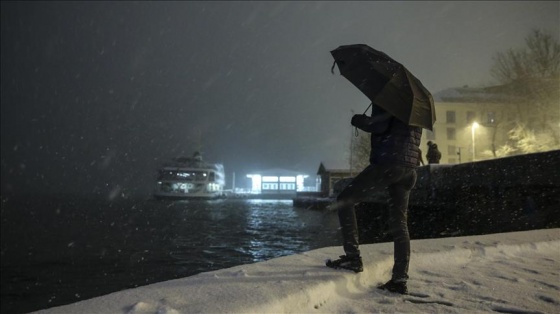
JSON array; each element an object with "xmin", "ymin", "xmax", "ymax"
[{"xmin": 335, "ymin": 164, "xmax": 417, "ymax": 281}]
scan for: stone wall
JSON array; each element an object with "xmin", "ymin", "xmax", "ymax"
[{"xmin": 355, "ymin": 150, "xmax": 560, "ymax": 244}]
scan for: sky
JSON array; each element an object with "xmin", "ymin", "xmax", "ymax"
[
  {"xmin": 34, "ymin": 228, "xmax": 560, "ymax": 313},
  {"xmin": 1, "ymin": 1, "xmax": 559, "ymax": 197}
]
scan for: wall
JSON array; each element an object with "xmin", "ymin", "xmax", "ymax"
[{"xmin": 352, "ymin": 150, "xmax": 560, "ymax": 243}]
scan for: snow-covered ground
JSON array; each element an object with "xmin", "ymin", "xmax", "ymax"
[{"xmin": 34, "ymin": 229, "xmax": 559, "ymax": 314}]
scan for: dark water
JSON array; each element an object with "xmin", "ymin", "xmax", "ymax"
[{"xmin": 1, "ymin": 196, "xmax": 342, "ymax": 313}]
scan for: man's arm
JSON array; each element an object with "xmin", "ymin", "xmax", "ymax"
[{"xmin": 351, "ymin": 112, "xmax": 393, "ymax": 134}]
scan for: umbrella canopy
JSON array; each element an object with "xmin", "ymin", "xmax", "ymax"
[{"xmin": 331, "ymin": 44, "xmax": 436, "ymax": 130}]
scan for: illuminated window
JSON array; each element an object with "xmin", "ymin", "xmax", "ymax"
[
  {"xmin": 262, "ymin": 176, "xmax": 279, "ymax": 182},
  {"xmin": 280, "ymin": 183, "xmax": 295, "ymax": 190},
  {"xmin": 263, "ymin": 183, "xmax": 278, "ymax": 190},
  {"xmin": 279, "ymin": 176, "xmax": 296, "ymax": 182}
]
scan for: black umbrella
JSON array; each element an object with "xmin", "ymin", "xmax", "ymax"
[{"xmin": 331, "ymin": 44, "xmax": 435, "ymax": 130}]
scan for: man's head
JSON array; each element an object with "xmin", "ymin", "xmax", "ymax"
[{"xmin": 427, "ymin": 141, "xmax": 433, "ymax": 146}]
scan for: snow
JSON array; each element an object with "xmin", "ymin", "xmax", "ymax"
[{"xmin": 34, "ymin": 229, "xmax": 559, "ymax": 314}]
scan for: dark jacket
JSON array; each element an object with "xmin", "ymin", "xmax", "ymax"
[
  {"xmin": 351, "ymin": 113, "xmax": 422, "ymax": 168},
  {"xmin": 426, "ymin": 144, "xmax": 442, "ymax": 164}
]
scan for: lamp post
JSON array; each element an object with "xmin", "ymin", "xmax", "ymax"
[
  {"xmin": 471, "ymin": 122, "xmax": 479, "ymax": 162},
  {"xmin": 349, "ymin": 110, "xmax": 355, "ymax": 177}
]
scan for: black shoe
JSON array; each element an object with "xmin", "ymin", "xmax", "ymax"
[
  {"xmin": 326, "ymin": 255, "xmax": 363, "ymax": 273},
  {"xmin": 377, "ymin": 279, "xmax": 408, "ymax": 295}
]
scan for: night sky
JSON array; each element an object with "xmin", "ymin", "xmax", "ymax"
[{"xmin": 1, "ymin": 1, "xmax": 558, "ymax": 197}]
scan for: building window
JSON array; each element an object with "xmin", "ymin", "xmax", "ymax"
[
  {"xmin": 447, "ymin": 128, "xmax": 456, "ymax": 140},
  {"xmin": 487, "ymin": 112, "xmax": 496, "ymax": 125},
  {"xmin": 262, "ymin": 183, "xmax": 278, "ymax": 190},
  {"xmin": 446, "ymin": 111, "xmax": 456, "ymax": 123},
  {"xmin": 426, "ymin": 129, "xmax": 436, "ymax": 140},
  {"xmin": 466, "ymin": 111, "xmax": 476, "ymax": 124},
  {"xmin": 280, "ymin": 183, "xmax": 295, "ymax": 190}
]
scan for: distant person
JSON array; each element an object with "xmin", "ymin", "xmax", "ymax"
[
  {"xmin": 418, "ymin": 148, "xmax": 425, "ymax": 166},
  {"xmin": 426, "ymin": 141, "xmax": 441, "ymax": 164},
  {"xmin": 326, "ymin": 104, "xmax": 422, "ymax": 295}
]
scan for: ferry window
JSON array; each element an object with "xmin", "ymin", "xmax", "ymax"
[
  {"xmin": 177, "ymin": 172, "xmax": 195, "ymax": 181},
  {"xmin": 209, "ymin": 172, "xmax": 215, "ymax": 182},
  {"xmin": 160, "ymin": 171, "xmax": 178, "ymax": 180},
  {"xmin": 195, "ymin": 171, "xmax": 206, "ymax": 181}
]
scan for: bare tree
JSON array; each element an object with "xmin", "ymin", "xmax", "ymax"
[
  {"xmin": 490, "ymin": 29, "xmax": 560, "ymax": 152},
  {"xmin": 349, "ymin": 127, "xmax": 370, "ymax": 173},
  {"xmin": 491, "ymin": 29, "xmax": 560, "ymax": 82}
]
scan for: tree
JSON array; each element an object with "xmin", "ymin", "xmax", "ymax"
[
  {"xmin": 484, "ymin": 123, "xmax": 559, "ymax": 158},
  {"xmin": 491, "ymin": 29, "xmax": 560, "ymax": 82},
  {"xmin": 489, "ymin": 29, "xmax": 560, "ymax": 155},
  {"xmin": 348, "ymin": 127, "xmax": 370, "ymax": 174}
]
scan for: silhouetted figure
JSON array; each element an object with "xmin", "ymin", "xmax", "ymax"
[
  {"xmin": 426, "ymin": 141, "xmax": 441, "ymax": 164},
  {"xmin": 418, "ymin": 148, "xmax": 425, "ymax": 166},
  {"xmin": 326, "ymin": 104, "xmax": 422, "ymax": 295}
]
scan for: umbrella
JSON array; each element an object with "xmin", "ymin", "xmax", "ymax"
[{"xmin": 331, "ymin": 44, "xmax": 436, "ymax": 130}]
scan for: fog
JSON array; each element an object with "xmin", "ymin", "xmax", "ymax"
[{"xmin": 1, "ymin": 1, "xmax": 558, "ymax": 197}]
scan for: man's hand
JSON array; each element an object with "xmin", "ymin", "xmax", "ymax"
[
  {"xmin": 351, "ymin": 114, "xmax": 369, "ymax": 128},
  {"xmin": 350, "ymin": 112, "xmax": 393, "ymax": 134}
]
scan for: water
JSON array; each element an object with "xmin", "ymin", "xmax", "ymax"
[{"xmin": 1, "ymin": 196, "xmax": 342, "ymax": 313}]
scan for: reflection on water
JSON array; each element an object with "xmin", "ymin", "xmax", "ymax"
[{"xmin": 1, "ymin": 196, "xmax": 341, "ymax": 313}]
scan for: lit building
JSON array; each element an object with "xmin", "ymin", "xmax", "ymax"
[
  {"xmin": 246, "ymin": 168, "xmax": 309, "ymax": 197},
  {"xmin": 426, "ymin": 85, "xmax": 520, "ymax": 164}
]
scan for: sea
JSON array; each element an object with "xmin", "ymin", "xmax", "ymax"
[{"xmin": 1, "ymin": 195, "xmax": 343, "ymax": 314}]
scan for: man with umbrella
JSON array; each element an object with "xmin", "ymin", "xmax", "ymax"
[{"xmin": 326, "ymin": 44, "xmax": 435, "ymax": 295}]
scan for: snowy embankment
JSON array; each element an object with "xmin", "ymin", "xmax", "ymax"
[{"xmin": 35, "ymin": 229, "xmax": 559, "ymax": 314}]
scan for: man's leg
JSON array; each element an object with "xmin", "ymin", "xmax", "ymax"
[
  {"xmin": 387, "ymin": 186, "xmax": 411, "ymax": 281},
  {"xmin": 337, "ymin": 199, "xmax": 360, "ymax": 257},
  {"xmin": 377, "ymin": 168, "xmax": 416, "ymax": 294},
  {"xmin": 387, "ymin": 169, "xmax": 417, "ymax": 281},
  {"xmin": 326, "ymin": 165, "xmax": 393, "ymax": 272},
  {"xmin": 335, "ymin": 165, "xmax": 391, "ymax": 258}
]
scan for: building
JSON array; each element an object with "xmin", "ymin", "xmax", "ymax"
[
  {"xmin": 246, "ymin": 168, "xmax": 309, "ymax": 197},
  {"xmin": 426, "ymin": 85, "xmax": 519, "ymax": 164},
  {"xmin": 316, "ymin": 161, "xmax": 353, "ymax": 197}
]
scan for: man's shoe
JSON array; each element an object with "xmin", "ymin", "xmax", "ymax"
[
  {"xmin": 326, "ymin": 255, "xmax": 363, "ymax": 273},
  {"xmin": 377, "ymin": 279, "xmax": 408, "ymax": 294}
]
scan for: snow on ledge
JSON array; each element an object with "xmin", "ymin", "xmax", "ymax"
[{"xmin": 34, "ymin": 229, "xmax": 560, "ymax": 314}]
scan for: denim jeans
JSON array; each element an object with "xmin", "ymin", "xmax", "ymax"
[{"xmin": 335, "ymin": 164, "xmax": 417, "ymax": 281}]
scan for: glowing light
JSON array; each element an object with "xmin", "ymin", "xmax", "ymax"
[
  {"xmin": 262, "ymin": 176, "xmax": 279, "ymax": 182},
  {"xmin": 472, "ymin": 122, "xmax": 479, "ymax": 161},
  {"xmin": 247, "ymin": 174, "xmax": 262, "ymax": 192}
]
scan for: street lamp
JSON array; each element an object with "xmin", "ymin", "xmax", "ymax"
[{"xmin": 471, "ymin": 122, "xmax": 479, "ymax": 162}]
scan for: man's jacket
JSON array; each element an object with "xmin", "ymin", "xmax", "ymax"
[{"xmin": 351, "ymin": 113, "xmax": 422, "ymax": 168}]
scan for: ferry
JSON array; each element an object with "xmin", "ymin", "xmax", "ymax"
[{"xmin": 153, "ymin": 152, "xmax": 225, "ymax": 200}]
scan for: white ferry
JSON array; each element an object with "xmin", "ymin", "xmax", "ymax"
[{"xmin": 153, "ymin": 152, "xmax": 225, "ymax": 200}]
